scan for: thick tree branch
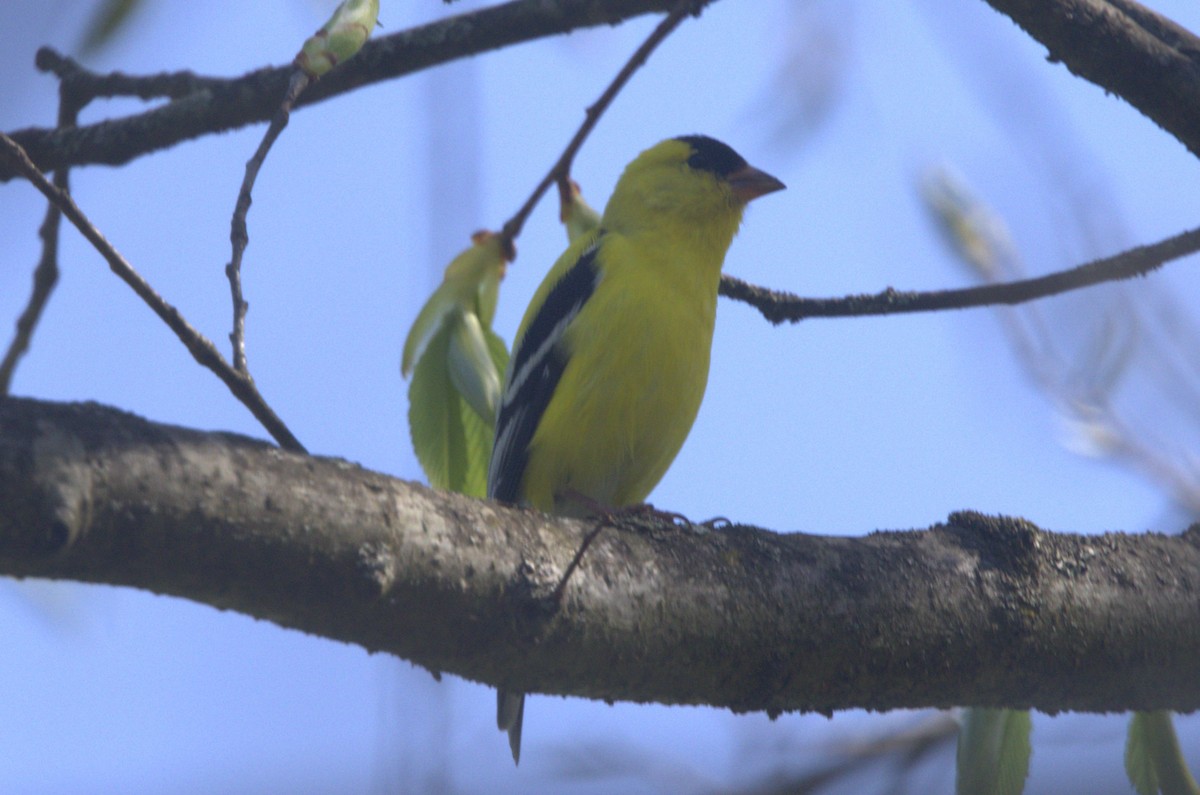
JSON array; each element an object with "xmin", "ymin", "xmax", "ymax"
[
  {"xmin": 984, "ymin": 0, "xmax": 1200, "ymax": 159},
  {"xmin": 2, "ymin": 396, "xmax": 1198, "ymax": 716},
  {"xmin": 0, "ymin": 0, "xmax": 686, "ymax": 182}
]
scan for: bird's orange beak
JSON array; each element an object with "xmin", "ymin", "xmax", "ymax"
[{"xmin": 727, "ymin": 165, "xmax": 786, "ymax": 203}]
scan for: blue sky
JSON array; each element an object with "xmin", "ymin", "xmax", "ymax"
[{"xmin": 1, "ymin": 1, "xmax": 1198, "ymax": 793}]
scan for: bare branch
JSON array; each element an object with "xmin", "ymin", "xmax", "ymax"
[
  {"xmin": 499, "ymin": 0, "xmax": 710, "ymax": 247},
  {"xmin": 0, "ymin": 93, "xmax": 82, "ymax": 394},
  {"xmin": 226, "ymin": 72, "xmax": 311, "ymax": 374},
  {"xmin": 720, "ymin": 225, "xmax": 1200, "ymax": 324},
  {"xmin": 0, "ymin": 134, "xmax": 306, "ymax": 453},
  {"xmin": 2, "ymin": 397, "xmax": 1198, "ymax": 716},
  {"xmin": 0, "ymin": 0, "xmax": 688, "ymax": 182},
  {"xmin": 0, "ymin": 202, "xmax": 61, "ymax": 395}
]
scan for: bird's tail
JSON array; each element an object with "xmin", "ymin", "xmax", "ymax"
[{"xmin": 497, "ymin": 689, "xmax": 525, "ymax": 764}]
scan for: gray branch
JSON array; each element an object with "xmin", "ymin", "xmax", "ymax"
[
  {"xmin": 985, "ymin": 0, "xmax": 1200, "ymax": 158},
  {"xmin": 2, "ymin": 396, "xmax": 1197, "ymax": 716},
  {"xmin": 0, "ymin": 0, "xmax": 684, "ymax": 182},
  {"xmin": 10, "ymin": 0, "xmax": 1200, "ymax": 182}
]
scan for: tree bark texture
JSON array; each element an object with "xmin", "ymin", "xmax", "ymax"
[
  {"xmin": 2, "ymin": 397, "xmax": 1197, "ymax": 716},
  {"xmin": 984, "ymin": 0, "xmax": 1200, "ymax": 158}
]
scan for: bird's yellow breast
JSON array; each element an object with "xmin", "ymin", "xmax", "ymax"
[{"xmin": 519, "ymin": 231, "xmax": 723, "ymax": 514}]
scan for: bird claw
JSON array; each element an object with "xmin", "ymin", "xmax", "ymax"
[{"xmin": 609, "ymin": 504, "xmax": 733, "ymax": 535}]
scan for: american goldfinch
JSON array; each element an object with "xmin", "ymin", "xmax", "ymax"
[{"xmin": 487, "ymin": 135, "xmax": 785, "ymax": 763}]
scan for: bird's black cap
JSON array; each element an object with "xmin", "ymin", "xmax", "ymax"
[{"xmin": 675, "ymin": 134, "xmax": 749, "ymax": 178}]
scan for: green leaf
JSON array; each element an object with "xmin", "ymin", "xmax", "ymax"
[
  {"xmin": 407, "ymin": 325, "xmax": 483, "ymax": 498},
  {"xmin": 474, "ymin": 253, "xmax": 503, "ymax": 328},
  {"xmin": 401, "ymin": 284, "xmax": 458, "ymax": 377},
  {"xmin": 1129, "ymin": 714, "xmax": 1163, "ymax": 795},
  {"xmin": 407, "ymin": 323, "xmax": 508, "ymax": 499},
  {"xmin": 447, "ymin": 310, "xmax": 502, "ymax": 425},
  {"xmin": 403, "ymin": 231, "xmax": 510, "ymax": 497},
  {"xmin": 1126, "ymin": 711, "xmax": 1200, "ymax": 795},
  {"xmin": 956, "ymin": 708, "xmax": 1032, "ymax": 795},
  {"xmin": 403, "ymin": 231, "xmax": 510, "ymax": 375},
  {"xmin": 484, "ymin": 324, "xmax": 509, "ymax": 386}
]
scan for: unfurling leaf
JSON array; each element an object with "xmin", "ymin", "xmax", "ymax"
[
  {"xmin": 403, "ymin": 231, "xmax": 512, "ymax": 496},
  {"xmin": 448, "ymin": 310, "xmax": 502, "ymax": 426},
  {"xmin": 408, "ymin": 325, "xmax": 489, "ymax": 497},
  {"xmin": 402, "ymin": 231, "xmax": 509, "ymax": 377},
  {"xmin": 296, "ymin": 0, "xmax": 380, "ymax": 77}
]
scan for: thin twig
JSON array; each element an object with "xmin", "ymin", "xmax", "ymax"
[
  {"xmin": 499, "ymin": 0, "xmax": 710, "ymax": 248},
  {"xmin": 226, "ymin": 71, "xmax": 311, "ymax": 373},
  {"xmin": 0, "ymin": 194, "xmax": 64, "ymax": 396},
  {"xmin": 719, "ymin": 225, "xmax": 1200, "ymax": 325},
  {"xmin": 0, "ymin": 81, "xmax": 87, "ymax": 394},
  {"xmin": 0, "ymin": 132, "xmax": 306, "ymax": 453}
]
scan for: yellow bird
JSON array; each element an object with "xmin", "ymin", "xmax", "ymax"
[{"xmin": 487, "ymin": 135, "xmax": 785, "ymax": 763}]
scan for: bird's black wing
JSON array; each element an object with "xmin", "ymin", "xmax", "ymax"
[{"xmin": 487, "ymin": 240, "xmax": 602, "ymax": 502}]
